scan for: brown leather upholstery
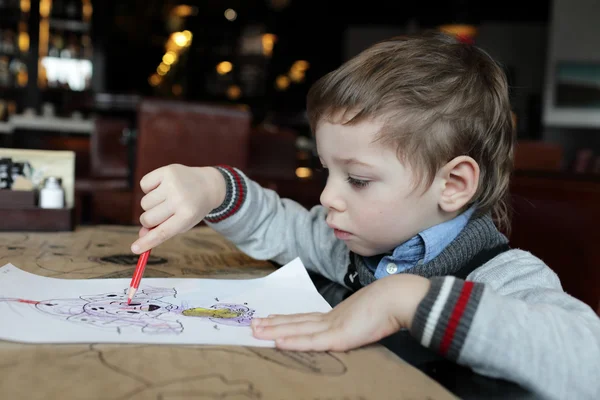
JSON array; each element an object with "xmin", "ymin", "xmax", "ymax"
[
  {"xmin": 246, "ymin": 125, "xmax": 298, "ymax": 180},
  {"xmin": 514, "ymin": 140, "xmax": 563, "ymax": 172},
  {"xmin": 132, "ymin": 99, "xmax": 251, "ymax": 223},
  {"xmin": 509, "ymin": 173, "xmax": 600, "ymax": 313}
]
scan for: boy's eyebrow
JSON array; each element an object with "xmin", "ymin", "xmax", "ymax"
[{"xmin": 333, "ymin": 157, "xmax": 374, "ymax": 168}]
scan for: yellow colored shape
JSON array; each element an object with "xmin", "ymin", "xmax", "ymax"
[
  {"xmin": 224, "ymin": 8, "xmax": 237, "ymax": 21},
  {"xmin": 262, "ymin": 33, "xmax": 277, "ymax": 56},
  {"xmin": 163, "ymin": 51, "xmax": 177, "ymax": 65},
  {"xmin": 275, "ymin": 75, "xmax": 290, "ymax": 90},
  {"xmin": 39, "ymin": 0, "xmax": 50, "ymax": 17},
  {"xmin": 289, "ymin": 68, "xmax": 304, "ymax": 83},
  {"xmin": 148, "ymin": 74, "xmax": 161, "ymax": 86},
  {"xmin": 171, "ymin": 5, "xmax": 196, "ymax": 17},
  {"xmin": 182, "ymin": 307, "xmax": 241, "ymax": 319},
  {"xmin": 157, "ymin": 63, "xmax": 170, "ymax": 75},
  {"xmin": 295, "ymin": 167, "xmax": 312, "ymax": 179},
  {"xmin": 227, "ymin": 85, "xmax": 242, "ymax": 100},
  {"xmin": 82, "ymin": 0, "xmax": 93, "ymax": 20},
  {"xmin": 20, "ymin": 0, "xmax": 30, "ymax": 13},
  {"xmin": 18, "ymin": 32, "xmax": 29, "ymax": 52},
  {"xmin": 16, "ymin": 70, "xmax": 27, "ymax": 87},
  {"xmin": 173, "ymin": 32, "xmax": 188, "ymax": 47},
  {"xmin": 291, "ymin": 60, "xmax": 309, "ymax": 71},
  {"xmin": 216, "ymin": 61, "xmax": 233, "ymax": 75}
]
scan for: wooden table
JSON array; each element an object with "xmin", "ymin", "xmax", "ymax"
[{"xmin": 0, "ymin": 225, "xmax": 456, "ymax": 400}]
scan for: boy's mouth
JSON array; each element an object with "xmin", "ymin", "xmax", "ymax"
[
  {"xmin": 327, "ymin": 222, "xmax": 353, "ymax": 240},
  {"xmin": 333, "ymin": 229, "xmax": 353, "ymax": 240}
]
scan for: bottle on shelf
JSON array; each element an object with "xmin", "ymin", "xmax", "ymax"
[{"xmin": 39, "ymin": 176, "xmax": 65, "ymax": 209}]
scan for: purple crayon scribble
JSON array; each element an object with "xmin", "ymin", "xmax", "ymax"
[{"xmin": 0, "ymin": 286, "xmax": 255, "ymax": 335}]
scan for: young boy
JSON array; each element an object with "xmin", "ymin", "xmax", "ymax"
[{"xmin": 131, "ymin": 32, "xmax": 600, "ymax": 399}]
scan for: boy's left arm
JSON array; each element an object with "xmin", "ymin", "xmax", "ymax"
[
  {"xmin": 254, "ymin": 250, "xmax": 600, "ymax": 400},
  {"xmin": 409, "ymin": 251, "xmax": 600, "ymax": 400}
]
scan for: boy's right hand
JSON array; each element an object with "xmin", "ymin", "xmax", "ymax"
[{"xmin": 130, "ymin": 164, "xmax": 226, "ymax": 254}]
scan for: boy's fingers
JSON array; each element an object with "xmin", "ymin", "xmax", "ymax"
[
  {"xmin": 252, "ymin": 320, "xmax": 328, "ymax": 340},
  {"xmin": 139, "ymin": 202, "xmax": 173, "ymax": 229},
  {"xmin": 140, "ymin": 187, "xmax": 166, "ymax": 211},
  {"xmin": 253, "ymin": 312, "xmax": 324, "ymax": 327},
  {"xmin": 275, "ymin": 329, "xmax": 341, "ymax": 352},
  {"xmin": 140, "ymin": 167, "xmax": 165, "ymax": 194},
  {"xmin": 139, "ymin": 226, "xmax": 150, "ymax": 238},
  {"xmin": 131, "ymin": 214, "xmax": 182, "ymax": 253}
]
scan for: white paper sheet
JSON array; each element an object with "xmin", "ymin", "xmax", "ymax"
[{"xmin": 0, "ymin": 257, "xmax": 332, "ymax": 346}]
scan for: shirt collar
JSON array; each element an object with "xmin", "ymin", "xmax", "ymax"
[
  {"xmin": 363, "ymin": 205, "xmax": 477, "ymax": 272},
  {"xmin": 418, "ymin": 205, "xmax": 476, "ymax": 263}
]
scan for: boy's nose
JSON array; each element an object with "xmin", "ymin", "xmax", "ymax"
[{"xmin": 320, "ymin": 184, "xmax": 346, "ymax": 212}]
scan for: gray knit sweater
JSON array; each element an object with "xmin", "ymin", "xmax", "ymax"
[{"xmin": 205, "ymin": 166, "xmax": 600, "ymax": 400}]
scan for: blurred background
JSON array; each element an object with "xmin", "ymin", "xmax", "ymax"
[
  {"xmin": 0, "ymin": 0, "xmax": 600, "ymax": 205},
  {"xmin": 0, "ymin": 0, "xmax": 599, "ymax": 314},
  {"xmin": 1, "ymin": 0, "xmax": 599, "ymax": 215}
]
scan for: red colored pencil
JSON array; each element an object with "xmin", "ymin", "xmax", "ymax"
[{"xmin": 127, "ymin": 249, "xmax": 151, "ymax": 305}]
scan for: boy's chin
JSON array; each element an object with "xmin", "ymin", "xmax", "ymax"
[{"xmin": 346, "ymin": 243, "xmax": 384, "ymax": 257}]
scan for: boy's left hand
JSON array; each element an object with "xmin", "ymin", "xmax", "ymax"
[{"xmin": 251, "ymin": 274, "xmax": 431, "ymax": 351}]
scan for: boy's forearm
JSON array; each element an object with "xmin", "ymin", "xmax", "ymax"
[
  {"xmin": 463, "ymin": 288, "xmax": 599, "ymax": 400},
  {"xmin": 409, "ymin": 277, "xmax": 483, "ymax": 360},
  {"xmin": 204, "ymin": 166, "xmax": 247, "ymax": 224},
  {"xmin": 409, "ymin": 276, "xmax": 600, "ymax": 400},
  {"xmin": 204, "ymin": 166, "xmax": 350, "ymax": 283},
  {"xmin": 385, "ymin": 274, "xmax": 431, "ymax": 329},
  {"xmin": 205, "ymin": 166, "xmax": 227, "ymax": 210}
]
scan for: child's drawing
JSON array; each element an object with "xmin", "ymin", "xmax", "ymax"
[{"xmin": 0, "ymin": 286, "xmax": 254, "ymax": 335}]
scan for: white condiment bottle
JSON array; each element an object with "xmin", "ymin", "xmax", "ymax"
[{"xmin": 39, "ymin": 176, "xmax": 65, "ymax": 209}]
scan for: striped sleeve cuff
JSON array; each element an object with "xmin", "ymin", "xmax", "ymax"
[
  {"xmin": 410, "ymin": 276, "xmax": 485, "ymax": 361},
  {"xmin": 204, "ymin": 165, "xmax": 247, "ymax": 223}
]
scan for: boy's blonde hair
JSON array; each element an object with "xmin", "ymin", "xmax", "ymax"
[{"xmin": 306, "ymin": 31, "xmax": 515, "ymax": 230}]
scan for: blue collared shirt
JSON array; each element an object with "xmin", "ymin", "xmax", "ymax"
[{"xmin": 364, "ymin": 206, "xmax": 476, "ymax": 279}]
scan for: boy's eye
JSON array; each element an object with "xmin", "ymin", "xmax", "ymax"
[{"xmin": 346, "ymin": 176, "xmax": 370, "ymax": 188}]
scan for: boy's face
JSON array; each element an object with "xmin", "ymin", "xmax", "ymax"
[{"xmin": 316, "ymin": 118, "xmax": 444, "ymax": 256}]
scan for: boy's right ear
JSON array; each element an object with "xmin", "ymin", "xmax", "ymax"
[{"xmin": 438, "ymin": 156, "xmax": 479, "ymax": 213}]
